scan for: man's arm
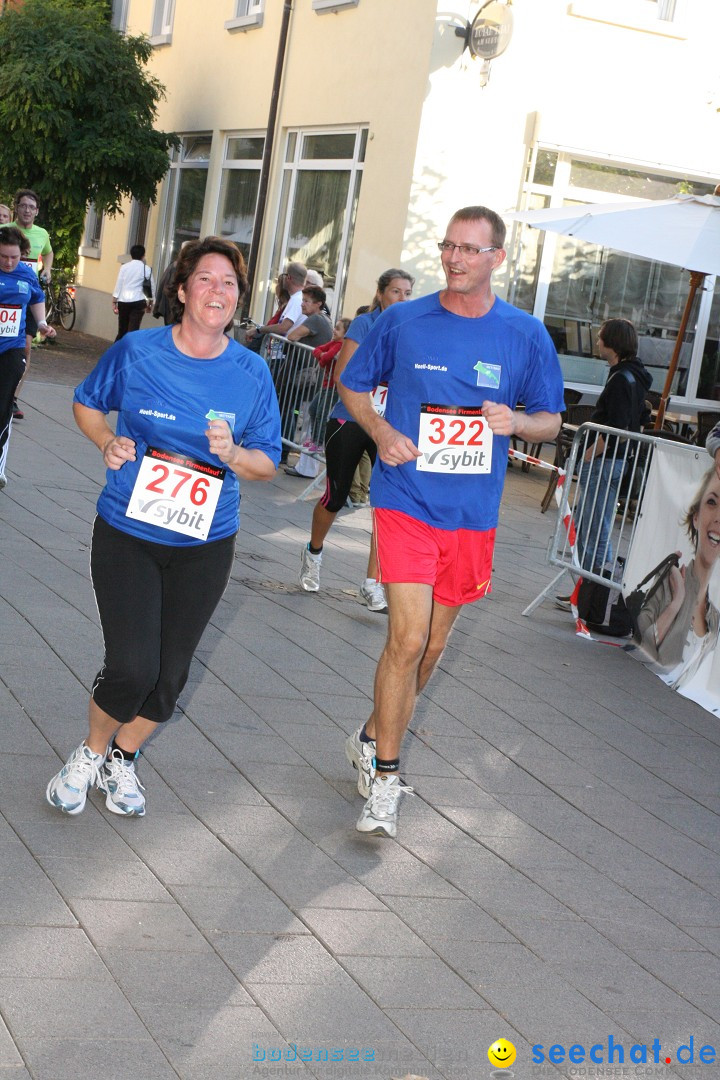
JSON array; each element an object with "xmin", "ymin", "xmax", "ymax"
[
  {"xmin": 337, "ymin": 381, "xmax": 421, "ymax": 466},
  {"xmin": 40, "ymin": 241, "xmax": 53, "ymax": 281},
  {"xmin": 287, "ymin": 322, "xmax": 310, "ymax": 343},
  {"xmin": 481, "ymin": 401, "xmax": 561, "ymax": 442}
]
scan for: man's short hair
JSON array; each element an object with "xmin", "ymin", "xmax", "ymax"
[
  {"xmin": 130, "ymin": 244, "xmax": 146, "ymax": 261},
  {"xmin": 449, "ymin": 205, "xmax": 506, "ymax": 249},
  {"xmin": 302, "ymin": 285, "xmax": 326, "ymax": 306},
  {"xmin": 0, "ymin": 226, "xmax": 30, "ymax": 256},
  {"xmin": 14, "ymin": 188, "xmax": 40, "ymax": 210},
  {"xmin": 285, "ymin": 261, "xmax": 307, "ymax": 287}
]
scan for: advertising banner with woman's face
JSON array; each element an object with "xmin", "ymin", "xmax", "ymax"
[{"xmin": 624, "ymin": 441, "xmax": 720, "ymax": 716}]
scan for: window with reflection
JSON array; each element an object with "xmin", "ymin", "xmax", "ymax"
[
  {"xmin": 216, "ymin": 135, "xmax": 265, "ymax": 264},
  {"xmin": 511, "ymin": 149, "xmax": 716, "ymax": 399}
]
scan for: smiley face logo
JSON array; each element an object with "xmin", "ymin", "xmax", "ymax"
[{"xmin": 488, "ymin": 1039, "xmax": 516, "ymax": 1068}]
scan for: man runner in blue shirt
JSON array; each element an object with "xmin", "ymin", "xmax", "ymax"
[{"xmin": 337, "ymin": 205, "xmax": 564, "ymax": 838}]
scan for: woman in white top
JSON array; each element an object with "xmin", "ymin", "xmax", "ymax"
[{"xmin": 112, "ymin": 243, "xmax": 154, "ymax": 341}]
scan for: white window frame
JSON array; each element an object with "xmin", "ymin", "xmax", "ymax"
[
  {"xmin": 568, "ymin": 0, "xmax": 685, "ymax": 37},
  {"xmin": 214, "ymin": 132, "xmax": 265, "ymax": 260},
  {"xmin": 267, "ymin": 126, "xmax": 367, "ymax": 320},
  {"xmin": 150, "ymin": 0, "xmax": 175, "ymax": 45},
  {"xmin": 79, "ymin": 203, "xmax": 104, "ymax": 259},
  {"xmin": 512, "ymin": 146, "xmax": 718, "ymax": 407},
  {"xmin": 225, "ymin": 0, "xmax": 264, "ymax": 31},
  {"xmin": 313, "ymin": 0, "xmax": 359, "ymax": 12},
  {"xmin": 157, "ymin": 134, "xmax": 213, "ymax": 273},
  {"xmin": 111, "ymin": 0, "xmax": 129, "ymax": 32}
]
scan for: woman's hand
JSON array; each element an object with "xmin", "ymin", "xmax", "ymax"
[
  {"xmin": 667, "ymin": 559, "xmax": 686, "ymax": 609},
  {"xmin": 653, "ymin": 553, "xmax": 686, "ymax": 647},
  {"xmin": 102, "ymin": 435, "xmax": 136, "ymax": 470},
  {"xmin": 206, "ymin": 419, "xmax": 237, "ymax": 465}
]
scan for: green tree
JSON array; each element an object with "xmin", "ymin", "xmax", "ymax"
[{"xmin": 0, "ymin": 0, "xmax": 178, "ymax": 269}]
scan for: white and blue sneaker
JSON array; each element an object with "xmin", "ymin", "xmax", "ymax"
[
  {"xmin": 356, "ymin": 774, "xmax": 414, "ymax": 839},
  {"xmin": 46, "ymin": 742, "xmax": 105, "ymax": 816},
  {"xmin": 345, "ymin": 727, "xmax": 376, "ymax": 798},
  {"xmin": 97, "ymin": 749, "xmax": 146, "ymax": 817}
]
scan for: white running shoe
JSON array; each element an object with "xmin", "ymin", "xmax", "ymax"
[
  {"xmin": 97, "ymin": 749, "xmax": 146, "ymax": 817},
  {"xmin": 359, "ymin": 579, "xmax": 387, "ymax": 612},
  {"xmin": 356, "ymin": 774, "xmax": 413, "ymax": 839},
  {"xmin": 299, "ymin": 544, "xmax": 322, "ymax": 591},
  {"xmin": 345, "ymin": 727, "xmax": 376, "ymax": 798},
  {"xmin": 46, "ymin": 742, "xmax": 105, "ymax": 816}
]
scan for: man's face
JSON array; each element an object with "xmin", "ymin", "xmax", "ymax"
[
  {"xmin": 15, "ymin": 198, "xmax": 39, "ymax": 228},
  {"xmin": 440, "ymin": 217, "xmax": 506, "ymax": 297},
  {"xmin": 0, "ymin": 207, "xmax": 11, "ymax": 225},
  {"xmin": 0, "ymin": 245, "xmax": 22, "ymax": 273},
  {"xmin": 301, "ymin": 293, "xmax": 322, "ymax": 317}
]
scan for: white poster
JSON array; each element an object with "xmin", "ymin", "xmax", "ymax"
[{"xmin": 624, "ymin": 441, "xmax": 720, "ymax": 716}]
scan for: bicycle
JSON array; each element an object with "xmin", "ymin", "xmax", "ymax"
[{"xmin": 41, "ymin": 274, "xmax": 77, "ymax": 331}]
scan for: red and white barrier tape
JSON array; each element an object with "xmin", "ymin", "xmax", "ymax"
[{"xmin": 507, "ymin": 448, "xmax": 592, "ymax": 638}]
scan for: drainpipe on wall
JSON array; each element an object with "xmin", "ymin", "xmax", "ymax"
[{"xmin": 243, "ymin": 0, "xmax": 294, "ymax": 318}]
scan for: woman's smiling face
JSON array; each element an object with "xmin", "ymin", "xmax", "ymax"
[
  {"xmin": 694, "ymin": 476, "xmax": 720, "ymax": 567},
  {"xmin": 178, "ymin": 253, "xmax": 239, "ymax": 333}
]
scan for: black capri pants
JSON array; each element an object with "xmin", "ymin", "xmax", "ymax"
[
  {"xmin": 320, "ymin": 418, "xmax": 377, "ymax": 514},
  {"xmin": 90, "ymin": 516, "xmax": 235, "ymax": 724}
]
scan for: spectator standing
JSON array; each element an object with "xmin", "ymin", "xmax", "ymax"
[
  {"xmin": 0, "ymin": 205, "xmax": 11, "ymax": 224},
  {"xmin": 245, "ymin": 260, "xmax": 307, "ymax": 346},
  {"xmin": 112, "ymin": 244, "xmax": 154, "ymax": 340},
  {"xmin": 12, "ymin": 188, "xmax": 54, "ymax": 419}
]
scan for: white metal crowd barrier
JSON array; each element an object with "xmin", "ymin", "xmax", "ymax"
[{"xmin": 523, "ymin": 422, "xmax": 701, "ymax": 617}]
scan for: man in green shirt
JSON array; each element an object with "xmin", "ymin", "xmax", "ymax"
[{"xmin": 12, "ymin": 189, "xmax": 54, "ymax": 418}]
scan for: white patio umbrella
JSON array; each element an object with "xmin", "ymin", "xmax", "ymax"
[{"xmin": 510, "ymin": 191, "xmax": 720, "ymax": 426}]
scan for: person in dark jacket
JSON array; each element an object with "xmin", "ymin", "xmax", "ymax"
[{"xmin": 576, "ymin": 318, "xmax": 652, "ymax": 572}]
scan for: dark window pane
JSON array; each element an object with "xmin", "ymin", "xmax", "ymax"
[
  {"xmin": 533, "ymin": 150, "xmax": 557, "ymax": 186},
  {"xmin": 227, "ymin": 137, "xmax": 265, "ymax": 161},
  {"xmin": 301, "ymin": 133, "xmax": 356, "ymax": 160}
]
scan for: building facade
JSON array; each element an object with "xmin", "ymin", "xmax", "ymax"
[{"xmin": 77, "ymin": 0, "xmax": 720, "ymax": 410}]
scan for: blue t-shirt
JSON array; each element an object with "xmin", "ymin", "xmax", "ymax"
[
  {"xmin": 330, "ymin": 306, "xmax": 383, "ymax": 423},
  {"xmin": 340, "ymin": 292, "xmax": 564, "ymax": 531},
  {"xmin": 0, "ymin": 261, "xmax": 43, "ymax": 354},
  {"xmin": 74, "ymin": 326, "xmax": 281, "ymax": 545}
]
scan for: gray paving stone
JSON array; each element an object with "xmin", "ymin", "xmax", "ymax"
[
  {"xmin": 18, "ymin": 1037, "xmax": 179, "ymax": 1079},
  {"xmin": 70, "ymin": 898, "xmax": 213, "ymax": 952},
  {"xmin": 37, "ymin": 853, "xmax": 172, "ymax": 902},
  {"xmin": 0, "ymin": 844, "xmax": 76, "ymax": 927},
  {"xmin": 298, "ymin": 907, "xmax": 434, "ymax": 957},
  {"xmin": 100, "ymin": 947, "xmax": 254, "ymax": 1005},
  {"xmin": 0, "ymin": 976, "xmax": 148, "ymax": 1041},
  {"xmin": 340, "ymin": 956, "xmax": 484, "ymax": 1009},
  {"xmin": 212, "ymin": 932, "xmax": 347, "ymax": 985},
  {"xmin": 172, "ymin": 884, "xmax": 307, "ymax": 936},
  {"xmin": 380, "ymin": 895, "xmax": 516, "ymax": 944}
]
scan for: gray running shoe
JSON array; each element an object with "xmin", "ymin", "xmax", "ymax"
[
  {"xmin": 345, "ymin": 727, "xmax": 376, "ymax": 797},
  {"xmin": 46, "ymin": 742, "xmax": 105, "ymax": 815},
  {"xmin": 359, "ymin": 580, "xmax": 387, "ymax": 612},
  {"xmin": 356, "ymin": 774, "xmax": 413, "ymax": 839},
  {"xmin": 299, "ymin": 544, "xmax": 322, "ymax": 591},
  {"xmin": 97, "ymin": 749, "xmax": 146, "ymax": 817}
]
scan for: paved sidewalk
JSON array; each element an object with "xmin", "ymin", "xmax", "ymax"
[{"xmin": 0, "ymin": 372, "xmax": 718, "ymax": 1080}]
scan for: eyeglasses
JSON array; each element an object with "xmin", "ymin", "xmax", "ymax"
[
  {"xmin": 437, "ymin": 241, "xmax": 498, "ymax": 257},
  {"xmin": 16, "ymin": 202, "xmax": 37, "ymax": 210}
]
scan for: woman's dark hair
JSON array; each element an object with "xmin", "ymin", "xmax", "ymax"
[
  {"xmin": 130, "ymin": 244, "xmax": 145, "ymax": 261},
  {"xmin": 0, "ymin": 226, "xmax": 30, "ymax": 256},
  {"xmin": 370, "ymin": 268, "xmax": 415, "ymax": 310},
  {"xmin": 302, "ymin": 285, "xmax": 326, "ymax": 306},
  {"xmin": 684, "ymin": 466, "xmax": 718, "ymax": 549},
  {"xmin": 598, "ymin": 319, "xmax": 638, "ymax": 361},
  {"xmin": 168, "ymin": 236, "xmax": 247, "ymax": 330}
]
